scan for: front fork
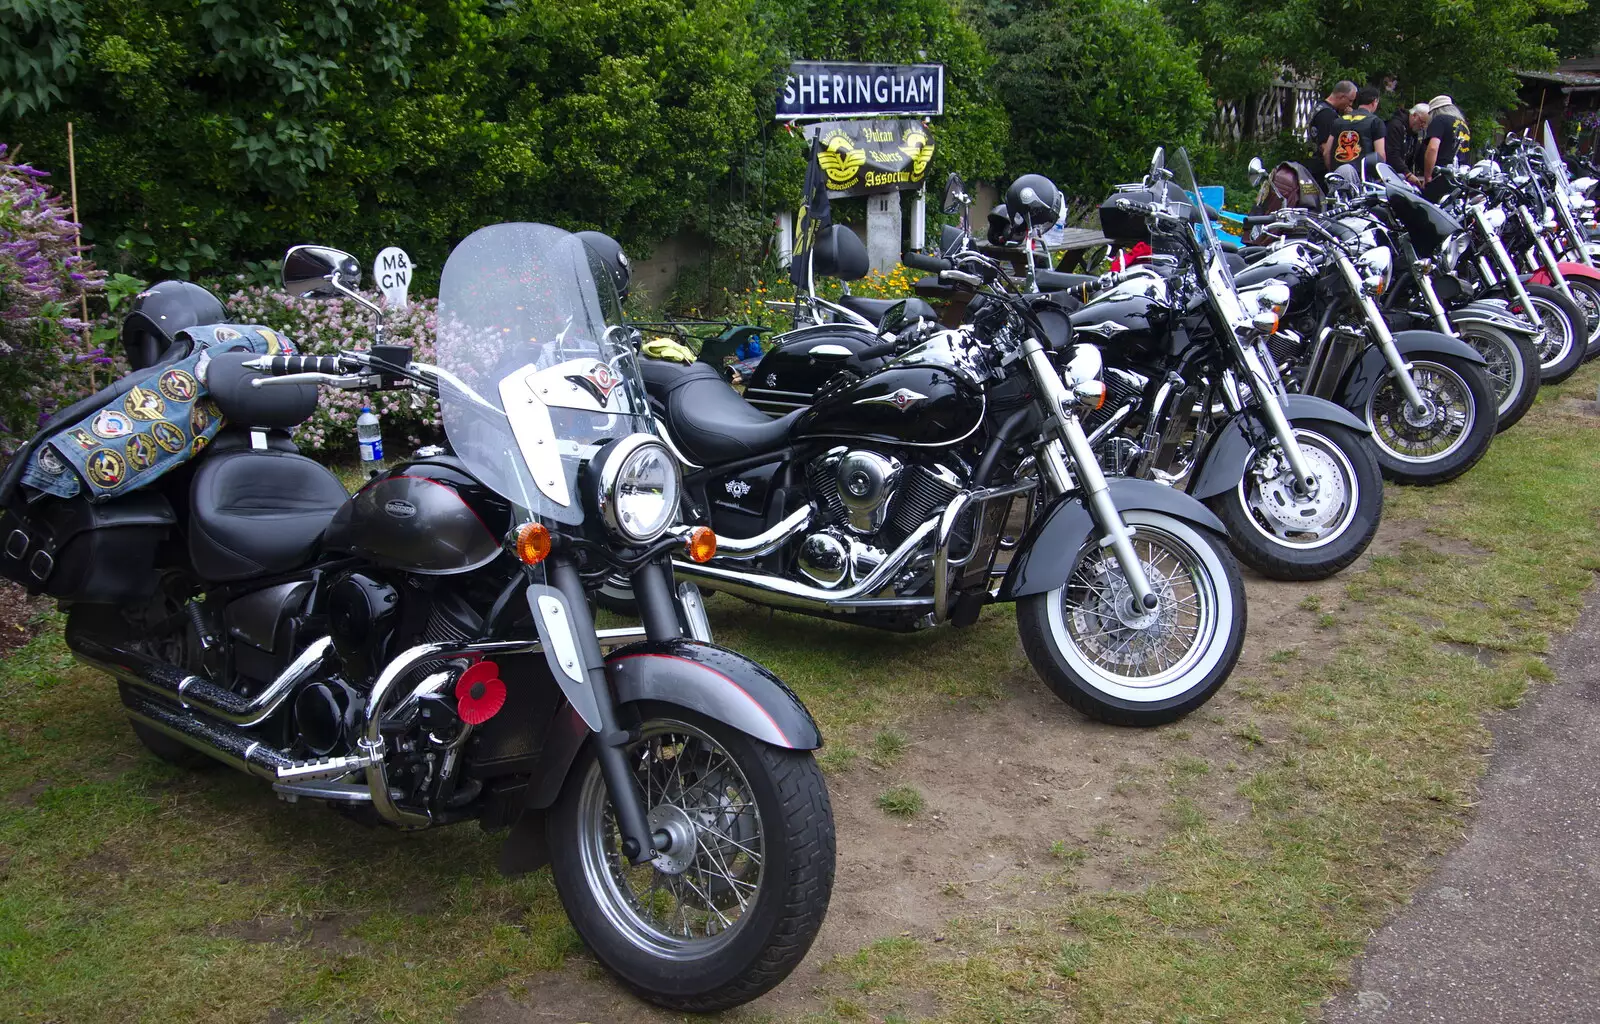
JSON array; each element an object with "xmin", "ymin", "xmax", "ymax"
[
  {"xmin": 550, "ymin": 556, "xmax": 700, "ymax": 865},
  {"xmin": 1414, "ymin": 263, "xmax": 1457, "ymax": 336},
  {"xmin": 1337, "ymin": 254, "xmax": 1428, "ymax": 414},
  {"xmin": 1520, "ymin": 205, "xmax": 1577, "ymax": 304},
  {"xmin": 1477, "ymin": 207, "xmax": 1543, "ymax": 333},
  {"xmin": 1023, "ymin": 339, "xmax": 1158, "ymax": 613}
]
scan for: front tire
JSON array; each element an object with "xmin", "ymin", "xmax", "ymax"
[
  {"xmin": 1016, "ymin": 510, "xmax": 1246, "ymax": 727},
  {"xmin": 1563, "ymin": 276, "xmax": 1600, "ymax": 360},
  {"xmin": 1206, "ymin": 423, "xmax": 1382, "ymax": 581},
  {"xmin": 1362, "ymin": 354, "xmax": 1496, "ymax": 485},
  {"xmin": 1522, "ymin": 284, "xmax": 1586, "ymax": 383},
  {"xmin": 546, "ymin": 704, "xmax": 835, "ymax": 1013},
  {"xmin": 1455, "ymin": 320, "xmax": 1540, "ymax": 431}
]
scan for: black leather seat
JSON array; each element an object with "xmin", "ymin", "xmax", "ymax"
[
  {"xmin": 641, "ymin": 361, "xmax": 800, "ymax": 465},
  {"xmin": 188, "ymin": 447, "xmax": 349, "ymax": 581},
  {"xmin": 837, "ymin": 295, "xmax": 938, "ymax": 325}
]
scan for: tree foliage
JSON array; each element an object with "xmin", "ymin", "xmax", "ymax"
[
  {"xmin": 1161, "ymin": 0, "xmax": 1578, "ymax": 118},
  {"xmin": 976, "ymin": 0, "xmax": 1213, "ymax": 208}
]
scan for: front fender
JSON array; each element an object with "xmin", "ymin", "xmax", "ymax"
[
  {"xmin": 997, "ymin": 478, "xmax": 1225, "ymax": 602},
  {"xmin": 1188, "ymin": 396, "xmax": 1369, "ymax": 500},
  {"xmin": 604, "ymin": 638, "xmax": 822, "ymax": 751},
  {"xmin": 1337, "ymin": 329, "xmax": 1487, "ymax": 411},
  {"xmin": 1452, "ymin": 301, "xmax": 1541, "ymax": 337},
  {"xmin": 1556, "ymin": 261, "xmax": 1600, "ymax": 283}
]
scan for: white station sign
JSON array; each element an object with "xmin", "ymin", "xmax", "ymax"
[{"xmin": 374, "ymin": 246, "xmax": 413, "ymax": 309}]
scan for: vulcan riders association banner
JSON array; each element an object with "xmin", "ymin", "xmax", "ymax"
[{"xmin": 802, "ymin": 120, "xmax": 935, "ymax": 198}]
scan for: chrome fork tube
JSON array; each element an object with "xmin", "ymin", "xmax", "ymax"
[
  {"xmin": 1023, "ymin": 338, "xmax": 1157, "ymax": 611},
  {"xmin": 1522, "ymin": 205, "xmax": 1576, "ymax": 302},
  {"xmin": 1338, "ymin": 253, "xmax": 1427, "ymax": 413},
  {"xmin": 1415, "ymin": 265, "xmax": 1456, "ymax": 335},
  {"xmin": 1237, "ymin": 343, "xmax": 1318, "ymax": 495},
  {"xmin": 1478, "ymin": 207, "xmax": 1541, "ymax": 323}
]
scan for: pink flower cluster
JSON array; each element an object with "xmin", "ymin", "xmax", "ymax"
[{"xmin": 225, "ymin": 286, "xmax": 441, "ymax": 456}]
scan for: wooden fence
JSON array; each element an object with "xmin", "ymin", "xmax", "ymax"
[{"xmin": 1213, "ymin": 79, "xmax": 1321, "ymax": 143}]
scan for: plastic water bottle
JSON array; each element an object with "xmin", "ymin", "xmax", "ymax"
[{"xmin": 357, "ymin": 406, "xmax": 384, "ymax": 471}]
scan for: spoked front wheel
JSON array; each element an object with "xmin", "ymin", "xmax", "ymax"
[
  {"xmin": 1016, "ymin": 511, "xmax": 1246, "ymax": 727},
  {"xmin": 547, "ymin": 704, "xmax": 835, "ymax": 1012},
  {"xmin": 1522, "ymin": 284, "xmax": 1586, "ymax": 383},
  {"xmin": 1564, "ymin": 277, "xmax": 1600, "ymax": 360},
  {"xmin": 1207, "ymin": 423, "xmax": 1383, "ymax": 581},
  {"xmin": 1455, "ymin": 320, "xmax": 1540, "ymax": 431},
  {"xmin": 1362, "ymin": 355, "xmax": 1496, "ymax": 485}
]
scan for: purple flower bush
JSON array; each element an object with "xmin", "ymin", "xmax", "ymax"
[
  {"xmin": 0, "ymin": 144, "xmax": 108, "ymax": 455},
  {"xmin": 225, "ymin": 287, "xmax": 441, "ymax": 457}
]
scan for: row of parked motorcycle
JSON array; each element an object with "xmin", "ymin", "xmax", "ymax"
[{"xmin": 0, "ymin": 127, "xmax": 1588, "ymax": 1013}]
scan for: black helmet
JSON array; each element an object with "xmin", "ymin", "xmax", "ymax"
[
  {"xmin": 575, "ymin": 230, "xmax": 631, "ymax": 303},
  {"xmin": 1005, "ymin": 174, "xmax": 1064, "ymax": 231},
  {"xmin": 120, "ymin": 280, "xmax": 225, "ymax": 371}
]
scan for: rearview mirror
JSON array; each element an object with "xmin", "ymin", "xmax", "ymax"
[
  {"xmin": 941, "ymin": 173, "xmax": 969, "ymax": 215},
  {"xmin": 283, "ymin": 245, "xmax": 362, "ymax": 299},
  {"xmin": 1247, "ymin": 157, "xmax": 1267, "ymax": 187},
  {"xmin": 877, "ymin": 299, "xmax": 909, "ymax": 334}
]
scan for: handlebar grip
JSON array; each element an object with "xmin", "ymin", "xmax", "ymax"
[
  {"xmin": 1242, "ymin": 215, "xmax": 1278, "ymax": 227},
  {"xmin": 264, "ymin": 355, "xmax": 351, "ymax": 375},
  {"xmin": 856, "ymin": 340, "xmax": 901, "ymax": 360},
  {"xmin": 903, "ymin": 251, "xmax": 952, "ymax": 273}
]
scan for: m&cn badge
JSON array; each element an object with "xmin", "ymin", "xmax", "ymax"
[{"xmin": 805, "ymin": 119, "xmax": 935, "ymax": 198}]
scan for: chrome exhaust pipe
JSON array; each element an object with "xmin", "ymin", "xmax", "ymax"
[
  {"xmin": 674, "ymin": 518, "xmax": 939, "ymax": 612},
  {"xmin": 122, "ymin": 690, "xmax": 295, "ymax": 780},
  {"xmin": 69, "ymin": 632, "xmax": 334, "ymax": 728}
]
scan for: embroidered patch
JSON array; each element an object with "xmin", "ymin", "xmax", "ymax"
[
  {"xmin": 191, "ymin": 434, "xmax": 210, "ymax": 457},
  {"xmin": 195, "ymin": 350, "xmax": 212, "ymax": 384},
  {"xmin": 157, "ymin": 368, "xmax": 198, "ymax": 403},
  {"xmin": 123, "ymin": 385, "xmax": 166, "ymax": 421},
  {"xmin": 91, "ymin": 408, "xmax": 135, "ymax": 439},
  {"xmin": 67, "ymin": 428, "xmax": 97, "ymax": 450},
  {"xmin": 190, "ymin": 398, "xmax": 218, "ymax": 436},
  {"xmin": 257, "ymin": 327, "xmax": 283, "ymax": 354},
  {"xmin": 151, "ymin": 421, "xmax": 186, "ymax": 454},
  {"xmin": 36, "ymin": 446, "xmax": 67, "ymax": 475},
  {"xmin": 85, "ymin": 448, "xmax": 127, "ymax": 488},
  {"xmin": 213, "ymin": 327, "xmax": 241, "ymax": 342},
  {"xmin": 126, "ymin": 433, "xmax": 158, "ymax": 472}
]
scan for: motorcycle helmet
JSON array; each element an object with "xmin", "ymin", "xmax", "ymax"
[
  {"xmin": 1005, "ymin": 174, "xmax": 1065, "ymax": 232},
  {"xmin": 119, "ymin": 280, "xmax": 226, "ymax": 371},
  {"xmin": 986, "ymin": 203, "xmax": 1014, "ymax": 246},
  {"xmin": 575, "ymin": 230, "xmax": 631, "ymax": 303}
]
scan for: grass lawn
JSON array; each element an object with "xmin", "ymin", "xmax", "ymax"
[{"xmin": 4, "ymin": 365, "xmax": 1600, "ymax": 1022}]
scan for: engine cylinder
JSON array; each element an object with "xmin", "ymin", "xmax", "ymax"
[{"xmin": 836, "ymin": 451, "xmax": 902, "ymax": 534}]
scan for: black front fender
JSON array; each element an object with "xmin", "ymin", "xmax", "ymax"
[
  {"xmin": 1337, "ymin": 329, "xmax": 1488, "ymax": 412},
  {"xmin": 1187, "ymin": 395, "xmax": 1370, "ymax": 500},
  {"xmin": 996, "ymin": 478, "xmax": 1226, "ymax": 602}
]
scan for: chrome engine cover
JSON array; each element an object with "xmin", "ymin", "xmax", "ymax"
[
  {"xmin": 796, "ymin": 529, "xmax": 888, "ymax": 589},
  {"xmin": 835, "ymin": 450, "xmax": 901, "ymax": 534}
]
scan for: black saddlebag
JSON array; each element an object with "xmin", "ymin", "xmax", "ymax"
[{"xmin": 0, "ymin": 491, "xmax": 176, "ymax": 602}]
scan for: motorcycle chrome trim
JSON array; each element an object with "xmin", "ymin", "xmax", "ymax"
[
  {"xmin": 932, "ymin": 476, "xmax": 1038, "ymax": 622},
  {"xmin": 1519, "ymin": 204, "xmax": 1578, "ymax": 303},
  {"xmin": 122, "ymin": 691, "xmax": 296, "ymax": 780},
  {"xmin": 273, "ymin": 779, "xmax": 373, "ymax": 803},
  {"xmin": 1085, "ymin": 404, "xmax": 1133, "ymax": 449},
  {"xmin": 676, "ymin": 582, "xmax": 713, "ymax": 642},
  {"xmin": 680, "ymin": 506, "xmax": 814, "ymax": 559}
]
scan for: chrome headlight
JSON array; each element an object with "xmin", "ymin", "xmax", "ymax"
[
  {"xmin": 1443, "ymin": 232, "xmax": 1470, "ymax": 272},
  {"xmin": 592, "ymin": 433, "xmax": 681, "ymax": 543},
  {"xmin": 1357, "ymin": 246, "xmax": 1393, "ymax": 296},
  {"xmin": 1061, "ymin": 344, "xmax": 1106, "ymax": 409}
]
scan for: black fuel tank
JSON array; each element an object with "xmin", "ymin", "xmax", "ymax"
[
  {"xmin": 323, "ymin": 457, "xmax": 510, "ymax": 575},
  {"xmin": 1069, "ymin": 291, "xmax": 1174, "ymax": 361},
  {"xmin": 743, "ymin": 325, "xmax": 886, "ymax": 414},
  {"xmin": 794, "ymin": 361, "xmax": 983, "ymax": 447}
]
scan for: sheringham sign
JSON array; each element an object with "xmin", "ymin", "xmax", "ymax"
[{"xmin": 776, "ymin": 61, "xmax": 944, "ymax": 120}]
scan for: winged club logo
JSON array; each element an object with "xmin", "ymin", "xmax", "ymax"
[
  {"xmin": 565, "ymin": 361, "xmax": 622, "ymax": 405},
  {"xmin": 855, "ymin": 387, "xmax": 927, "ymax": 412}
]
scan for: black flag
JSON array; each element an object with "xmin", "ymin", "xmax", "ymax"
[{"xmin": 790, "ymin": 135, "xmax": 831, "ymax": 289}]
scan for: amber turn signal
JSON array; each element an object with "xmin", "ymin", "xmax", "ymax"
[
  {"xmin": 513, "ymin": 522, "xmax": 551, "ymax": 565},
  {"xmin": 685, "ymin": 525, "xmax": 717, "ymax": 563}
]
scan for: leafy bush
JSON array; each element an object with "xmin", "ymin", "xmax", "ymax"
[
  {"xmin": 974, "ymin": 0, "xmax": 1213, "ymax": 210},
  {"xmin": 224, "ymin": 287, "xmax": 441, "ymax": 458},
  {"xmin": 0, "ymin": 142, "xmax": 106, "ymax": 454},
  {"xmin": 708, "ymin": 262, "xmax": 923, "ymax": 334}
]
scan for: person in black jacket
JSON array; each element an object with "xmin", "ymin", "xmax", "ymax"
[
  {"xmin": 1386, "ymin": 103, "xmax": 1430, "ymax": 180},
  {"xmin": 1327, "ymin": 85, "xmax": 1386, "ymax": 171},
  {"xmin": 1420, "ymin": 95, "xmax": 1472, "ymax": 200},
  {"xmin": 1307, "ymin": 80, "xmax": 1357, "ymax": 179}
]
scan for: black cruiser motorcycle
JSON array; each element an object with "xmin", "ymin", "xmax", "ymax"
[
  {"xmin": 631, "ymin": 199, "xmax": 1247, "ymax": 728},
  {"xmin": 0, "ymin": 226, "xmax": 834, "ymax": 1012}
]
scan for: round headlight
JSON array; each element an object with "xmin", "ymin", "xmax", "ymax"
[{"xmin": 595, "ymin": 434, "xmax": 681, "ymax": 543}]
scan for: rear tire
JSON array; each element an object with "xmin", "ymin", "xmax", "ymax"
[
  {"xmin": 1454, "ymin": 319, "xmax": 1540, "ymax": 431},
  {"xmin": 1016, "ymin": 511, "xmax": 1245, "ymax": 727},
  {"xmin": 1522, "ymin": 284, "xmax": 1586, "ymax": 383},
  {"xmin": 1362, "ymin": 354, "xmax": 1496, "ymax": 485},
  {"xmin": 546, "ymin": 704, "xmax": 834, "ymax": 1012},
  {"xmin": 1206, "ymin": 423, "xmax": 1382, "ymax": 581}
]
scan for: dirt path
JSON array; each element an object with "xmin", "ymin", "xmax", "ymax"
[{"xmin": 463, "ymin": 516, "xmax": 1456, "ymax": 1024}]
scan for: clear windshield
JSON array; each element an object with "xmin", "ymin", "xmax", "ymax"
[
  {"xmin": 1171, "ymin": 147, "xmax": 1248, "ymax": 325},
  {"xmin": 1543, "ymin": 121, "xmax": 1572, "ymax": 192},
  {"xmin": 435, "ymin": 223, "xmax": 649, "ymax": 525}
]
